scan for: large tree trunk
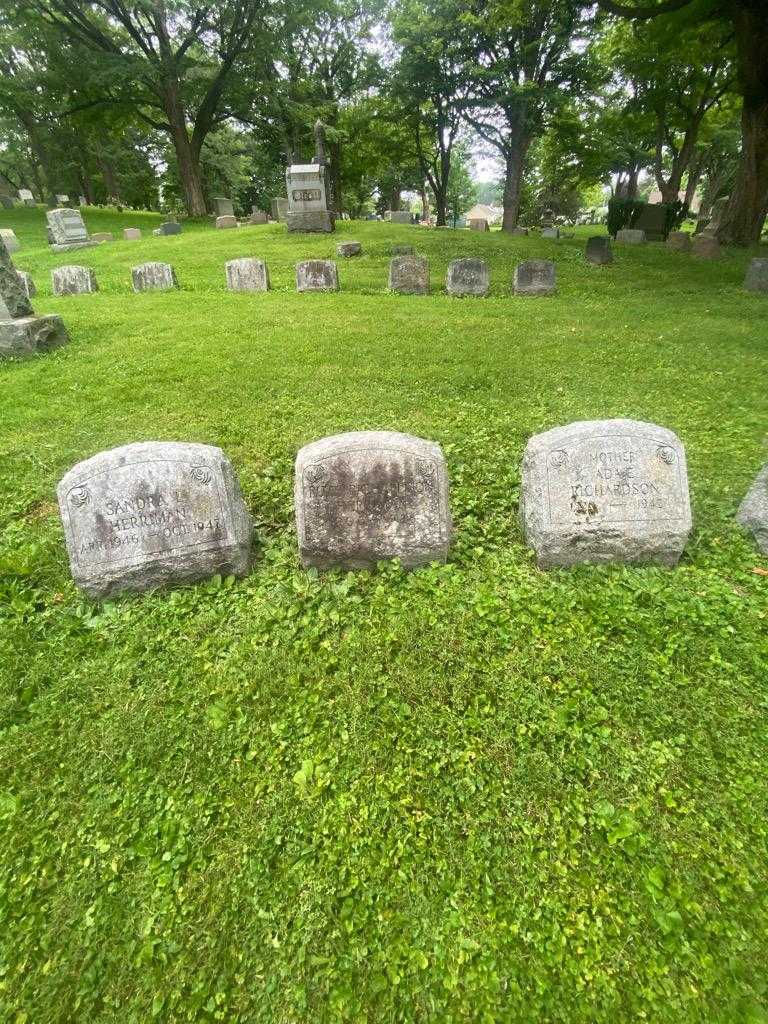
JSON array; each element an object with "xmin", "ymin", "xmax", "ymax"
[
  {"xmin": 501, "ymin": 144, "xmax": 528, "ymax": 231},
  {"xmin": 420, "ymin": 183, "xmax": 430, "ymax": 223},
  {"xmin": 161, "ymin": 79, "xmax": 207, "ymax": 216},
  {"xmin": 434, "ymin": 188, "xmax": 448, "ymax": 226},
  {"xmin": 717, "ymin": 1, "xmax": 768, "ymax": 245},
  {"xmin": 389, "ymin": 186, "xmax": 401, "ymax": 211}
]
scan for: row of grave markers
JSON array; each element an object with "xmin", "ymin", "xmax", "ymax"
[{"xmin": 56, "ymin": 425, "xmax": 768, "ymax": 599}]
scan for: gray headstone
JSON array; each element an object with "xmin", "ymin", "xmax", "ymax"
[
  {"xmin": 337, "ymin": 241, "xmax": 362, "ymax": 257},
  {"xmin": 737, "ymin": 463, "xmax": 768, "ymax": 553},
  {"xmin": 391, "ymin": 245, "xmax": 414, "ymax": 256},
  {"xmin": 512, "ymin": 227, "xmax": 529, "ymax": 236},
  {"xmin": 270, "ymin": 198, "xmax": 288, "ymax": 222},
  {"xmin": 91, "ymin": 232, "xmax": 114, "ymax": 243},
  {"xmin": 0, "ymin": 229, "xmax": 20, "ymax": 254},
  {"xmin": 513, "ymin": 259, "xmax": 555, "ymax": 296},
  {"xmin": 744, "ymin": 258, "xmax": 768, "ymax": 293},
  {"xmin": 18, "ymin": 189, "xmax": 35, "ymax": 208},
  {"xmin": 17, "ymin": 270, "xmax": 36, "ymax": 299},
  {"xmin": 131, "ymin": 262, "xmax": 178, "ymax": 292},
  {"xmin": 56, "ymin": 194, "xmax": 70, "ymax": 204},
  {"xmin": 295, "ymin": 260, "xmax": 338, "ymax": 292},
  {"xmin": 615, "ymin": 229, "xmax": 645, "ymax": 245},
  {"xmin": 520, "ymin": 419, "xmax": 692, "ymax": 568},
  {"xmin": 0, "ymin": 238, "xmax": 69, "ymax": 358},
  {"xmin": 666, "ymin": 231, "xmax": 691, "ymax": 252},
  {"xmin": 225, "ymin": 258, "xmax": 270, "ymax": 292},
  {"xmin": 585, "ymin": 236, "xmax": 613, "ymax": 265},
  {"xmin": 0, "ymin": 196, "xmax": 13, "ymax": 209},
  {"xmin": 157, "ymin": 222, "xmax": 182, "ymax": 236},
  {"xmin": 468, "ymin": 218, "xmax": 489, "ymax": 232},
  {"xmin": 702, "ymin": 196, "xmax": 729, "ymax": 236},
  {"xmin": 47, "ymin": 208, "xmax": 89, "ymax": 245},
  {"xmin": 634, "ymin": 203, "xmax": 668, "ymax": 241},
  {"xmin": 249, "ymin": 210, "xmax": 268, "ymax": 225},
  {"xmin": 389, "ymin": 210, "xmax": 412, "ymax": 224},
  {"xmin": 541, "ymin": 227, "xmax": 560, "ymax": 239},
  {"xmin": 692, "ymin": 234, "xmax": 721, "ymax": 259},
  {"xmin": 216, "ymin": 215, "xmax": 238, "ymax": 230},
  {"xmin": 52, "ymin": 265, "xmax": 99, "ymax": 296},
  {"xmin": 389, "ymin": 255, "xmax": 429, "ymax": 295},
  {"xmin": 212, "ymin": 197, "xmax": 235, "ymax": 218},
  {"xmin": 123, "ymin": 228, "xmax": 142, "ymax": 240},
  {"xmin": 294, "ymin": 431, "xmax": 452, "ymax": 569},
  {"xmin": 57, "ymin": 441, "xmax": 253, "ymax": 599},
  {"xmin": 79, "ymin": 195, "xmax": 87, "ymax": 206},
  {"xmin": 446, "ymin": 258, "xmax": 490, "ymax": 297},
  {"xmin": 286, "ymin": 164, "xmax": 334, "ymax": 233}
]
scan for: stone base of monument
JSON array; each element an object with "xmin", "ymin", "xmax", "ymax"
[
  {"xmin": 57, "ymin": 441, "xmax": 253, "ymax": 599},
  {"xmin": 520, "ymin": 419, "xmax": 692, "ymax": 568},
  {"xmin": 51, "ymin": 241, "xmax": 98, "ymax": 254},
  {"xmin": 286, "ymin": 211, "xmax": 334, "ymax": 233},
  {"xmin": 0, "ymin": 314, "xmax": 69, "ymax": 358}
]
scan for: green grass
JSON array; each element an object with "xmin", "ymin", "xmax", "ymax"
[{"xmin": 1, "ymin": 205, "xmax": 768, "ymax": 1024}]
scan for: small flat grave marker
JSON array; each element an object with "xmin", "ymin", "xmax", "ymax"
[
  {"xmin": 52, "ymin": 266, "xmax": 99, "ymax": 295},
  {"xmin": 131, "ymin": 262, "xmax": 178, "ymax": 292},
  {"xmin": 295, "ymin": 260, "xmax": 338, "ymax": 292}
]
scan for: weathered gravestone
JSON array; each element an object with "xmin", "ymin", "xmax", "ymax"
[
  {"xmin": 123, "ymin": 228, "xmax": 142, "ymax": 240},
  {"xmin": 47, "ymin": 208, "xmax": 97, "ymax": 252},
  {"xmin": 697, "ymin": 195, "xmax": 728, "ymax": 236},
  {"xmin": 270, "ymin": 198, "xmax": 288, "ymax": 222},
  {"xmin": 520, "ymin": 419, "xmax": 692, "ymax": 568},
  {"xmin": 512, "ymin": 226, "xmax": 529, "ymax": 236},
  {"xmin": 389, "ymin": 210, "xmax": 412, "ymax": 225},
  {"xmin": 294, "ymin": 431, "xmax": 452, "ymax": 569},
  {"xmin": 216, "ymin": 215, "xmax": 238, "ymax": 230},
  {"xmin": 91, "ymin": 232, "xmax": 114, "ymax": 242},
  {"xmin": 52, "ymin": 265, "xmax": 99, "ymax": 295},
  {"xmin": 0, "ymin": 238, "xmax": 69, "ymax": 358},
  {"xmin": 666, "ymin": 231, "xmax": 691, "ymax": 252},
  {"xmin": 0, "ymin": 196, "xmax": 13, "ymax": 209},
  {"xmin": 389, "ymin": 255, "xmax": 429, "ymax": 295},
  {"xmin": 56, "ymin": 194, "xmax": 70, "ymax": 204},
  {"xmin": 541, "ymin": 227, "xmax": 560, "ymax": 239},
  {"xmin": 744, "ymin": 258, "xmax": 768, "ymax": 293},
  {"xmin": 634, "ymin": 203, "xmax": 668, "ymax": 241},
  {"xmin": 692, "ymin": 234, "xmax": 721, "ymax": 259},
  {"xmin": 286, "ymin": 164, "xmax": 334, "ymax": 233},
  {"xmin": 249, "ymin": 209, "xmax": 268, "ymax": 225},
  {"xmin": 468, "ymin": 218, "xmax": 489, "ymax": 232},
  {"xmin": 0, "ymin": 229, "xmax": 20, "ymax": 254},
  {"xmin": 57, "ymin": 441, "xmax": 253, "ymax": 598},
  {"xmin": 295, "ymin": 260, "xmax": 338, "ymax": 292},
  {"xmin": 513, "ymin": 259, "xmax": 556, "ymax": 296},
  {"xmin": 18, "ymin": 189, "xmax": 35, "ymax": 207},
  {"xmin": 391, "ymin": 245, "xmax": 414, "ymax": 256},
  {"xmin": 213, "ymin": 197, "xmax": 235, "ymax": 218},
  {"xmin": 615, "ymin": 229, "xmax": 646, "ymax": 245},
  {"xmin": 337, "ymin": 241, "xmax": 362, "ymax": 257},
  {"xmin": 225, "ymin": 258, "xmax": 270, "ymax": 292},
  {"xmin": 446, "ymin": 258, "xmax": 490, "ymax": 297},
  {"xmin": 17, "ymin": 270, "xmax": 36, "ymax": 299},
  {"xmin": 131, "ymin": 262, "xmax": 178, "ymax": 292},
  {"xmin": 585, "ymin": 236, "xmax": 613, "ymax": 265},
  {"xmin": 736, "ymin": 464, "xmax": 768, "ymax": 553},
  {"xmin": 155, "ymin": 222, "xmax": 181, "ymax": 236}
]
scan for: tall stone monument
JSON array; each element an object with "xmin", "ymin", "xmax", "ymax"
[
  {"xmin": 285, "ymin": 120, "xmax": 334, "ymax": 233},
  {"xmin": 0, "ymin": 238, "xmax": 69, "ymax": 358}
]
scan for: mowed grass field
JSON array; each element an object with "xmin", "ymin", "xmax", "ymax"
[{"xmin": 1, "ymin": 205, "xmax": 767, "ymax": 1023}]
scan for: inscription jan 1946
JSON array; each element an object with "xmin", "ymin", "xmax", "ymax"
[
  {"xmin": 543, "ymin": 434, "xmax": 685, "ymax": 525},
  {"xmin": 64, "ymin": 460, "xmax": 229, "ymax": 567}
]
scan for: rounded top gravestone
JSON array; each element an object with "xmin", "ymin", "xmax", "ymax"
[
  {"xmin": 519, "ymin": 419, "xmax": 692, "ymax": 568},
  {"xmin": 294, "ymin": 431, "xmax": 452, "ymax": 570},
  {"xmin": 446, "ymin": 258, "xmax": 490, "ymax": 296},
  {"xmin": 57, "ymin": 441, "xmax": 253, "ymax": 599}
]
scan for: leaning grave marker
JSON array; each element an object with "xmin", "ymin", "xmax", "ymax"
[
  {"xmin": 0, "ymin": 237, "xmax": 69, "ymax": 358},
  {"xmin": 295, "ymin": 431, "xmax": 452, "ymax": 570},
  {"xmin": 519, "ymin": 419, "xmax": 692, "ymax": 568},
  {"xmin": 57, "ymin": 441, "xmax": 253, "ymax": 599}
]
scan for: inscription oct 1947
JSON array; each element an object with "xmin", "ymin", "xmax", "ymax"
[
  {"xmin": 295, "ymin": 431, "xmax": 452, "ymax": 569},
  {"xmin": 520, "ymin": 419, "xmax": 692, "ymax": 568},
  {"xmin": 57, "ymin": 441, "xmax": 252, "ymax": 598}
]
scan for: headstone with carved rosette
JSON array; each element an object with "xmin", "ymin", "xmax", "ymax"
[
  {"xmin": 295, "ymin": 431, "xmax": 452, "ymax": 569},
  {"xmin": 57, "ymin": 441, "xmax": 253, "ymax": 598},
  {"xmin": 520, "ymin": 419, "xmax": 692, "ymax": 568}
]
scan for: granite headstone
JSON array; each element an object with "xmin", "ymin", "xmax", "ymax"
[
  {"xmin": 736, "ymin": 464, "xmax": 768, "ymax": 553},
  {"xmin": 0, "ymin": 238, "xmax": 69, "ymax": 358},
  {"xmin": 52, "ymin": 265, "xmax": 99, "ymax": 295},
  {"xmin": 131, "ymin": 262, "xmax": 178, "ymax": 292},
  {"xmin": 744, "ymin": 258, "xmax": 768, "ymax": 294},
  {"xmin": 446, "ymin": 258, "xmax": 490, "ymax": 296},
  {"xmin": 295, "ymin": 260, "xmax": 338, "ymax": 292},
  {"xmin": 225, "ymin": 258, "xmax": 270, "ymax": 292},
  {"xmin": 389, "ymin": 255, "xmax": 429, "ymax": 295},
  {"xmin": 513, "ymin": 259, "xmax": 556, "ymax": 296}
]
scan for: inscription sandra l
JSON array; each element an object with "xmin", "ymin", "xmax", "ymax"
[{"xmin": 57, "ymin": 442, "xmax": 253, "ymax": 598}]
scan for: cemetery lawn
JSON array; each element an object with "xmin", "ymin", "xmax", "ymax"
[{"xmin": 3, "ymin": 205, "xmax": 768, "ymax": 1024}]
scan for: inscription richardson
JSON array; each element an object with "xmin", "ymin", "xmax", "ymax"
[
  {"xmin": 520, "ymin": 419, "xmax": 692, "ymax": 568},
  {"xmin": 295, "ymin": 431, "xmax": 452, "ymax": 569},
  {"xmin": 57, "ymin": 441, "xmax": 252, "ymax": 598}
]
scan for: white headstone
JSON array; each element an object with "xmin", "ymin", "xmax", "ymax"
[{"xmin": 225, "ymin": 258, "xmax": 270, "ymax": 292}]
